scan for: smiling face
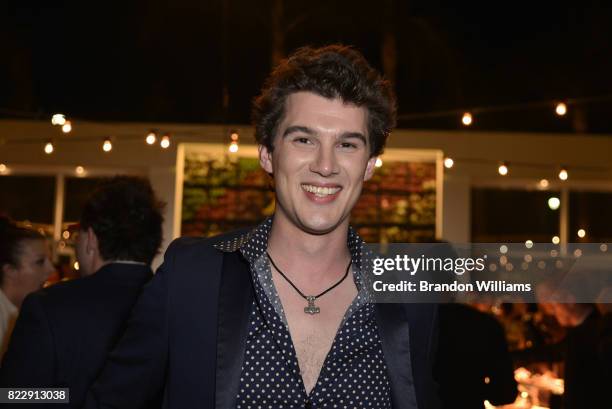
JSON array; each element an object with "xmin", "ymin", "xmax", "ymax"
[{"xmin": 259, "ymin": 91, "xmax": 377, "ymax": 235}]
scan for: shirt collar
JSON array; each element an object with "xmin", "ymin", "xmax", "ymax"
[{"xmin": 214, "ymin": 216, "xmax": 367, "ymax": 276}]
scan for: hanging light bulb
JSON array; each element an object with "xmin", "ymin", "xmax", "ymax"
[
  {"xmin": 146, "ymin": 131, "xmax": 157, "ymax": 145},
  {"xmin": 555, "ymin": 102, "xmax": 567, "ymax": 116},
  {"xmin": 375, "ymin": 157, "xmax": 383, "ymax": 168},
  {"xmin": 51, "ymin": 113, "xmax": 67, "ymax": 126},
  {"xmin": 75, "ymin": 166, "xmax": 85, "ymax": 176},
  {"xmin": 548, "ymin": 196, "xmax": 561, "ymax": 210},
  {"xmin": 0, "ymin": 163, "xmax": 7, "ymax": 174},
  {"xmin": 558, "ymin": 167, "xmax": 568, "ymax": 181},
  {"xmin": 443, "ymin": 157, "xmax": 454, "ymax": 169},
  {"xmin": 102, "ymin": 138, "xmax": 112, "ymax": 152},
  {"xmin": 44, "ymin": 141, "xmax": 54, "ymax": 154},
  {"xmin": 539, "ymin": 179, "xmax": 549, "ymax": 189},
  {"xmin": 230, "ymin": 131, "xmax": 239, "ymax": 141},
  {"xmin": 228, "ymin": 140, "xmax": 239, "ymax": 153},
  {"xmin": 462, "ymin": 112, "xmax": 473, "ymax": 126},
  {"xmin": 498, "ymin": 162, "xmax": 509, "ymax": 176},
  {"xmin": 160, "ymin": 134, "xmax": 170, "ymax": 149},
  {"xmin": 577, "ymin": 228, "xmax": 586, "ymax": 238},
  {"xmin": 61, "ymin": 120, "xmax": 72, "ymax": 133}
]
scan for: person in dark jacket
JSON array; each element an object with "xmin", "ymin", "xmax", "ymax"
[
  {"xmin": 0, "ymin": 176, "xmax": 165, "ymax": 408},
  {"xmin": 436, "ymin": 303, "xmax": 517, "ymax": 409},
  {"xmin": 83, "ymin": 45, "xmax": 440, "ymax": 409}
]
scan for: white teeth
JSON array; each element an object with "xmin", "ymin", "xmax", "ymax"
[{"xmin": 302, "ymin": 184, "xmax": 341, "ymax": 197}]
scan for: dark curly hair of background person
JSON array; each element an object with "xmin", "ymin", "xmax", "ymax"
[
  {"xmin": 80, "ymin": 176, "xmax": 165, "ymax": 265},
  {"xmin": 252, "ymin": 44, "xmax": 397, "ymax": 158}
]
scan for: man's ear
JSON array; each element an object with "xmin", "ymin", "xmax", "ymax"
[
  {"xmin": 2, "ymin": 263, "xmax": 17, "ymax": 281},
  {"xmin": 259, "ymin": 144, "xmax": 274, "ymax": 174},
  {"xmin": 86, "ymin": 227, "xmax": 99, "ymax": 256},
  {"xmin": 364, "ymin": 156, "xmax": 377, "ymax": 181}
]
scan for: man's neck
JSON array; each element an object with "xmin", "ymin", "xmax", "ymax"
[{"xmin": 266, "ymin": 214, "xmax": 352, "ymax": 288}]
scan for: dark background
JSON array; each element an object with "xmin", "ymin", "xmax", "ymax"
[{"xmin": 2, "ymin": 0, "xmax": 612, "ymax": 133}]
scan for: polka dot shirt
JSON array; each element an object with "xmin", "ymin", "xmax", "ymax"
[{"xmin": 235, "ymin": 218, "xmax": 392, "ymax": 409}]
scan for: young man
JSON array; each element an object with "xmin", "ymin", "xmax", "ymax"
[
  {"xmin": 85, "ymin": 45, "xmax": 439, "ymax": 409},
  {"xmin": 0, "ymin": 176, "xmax": 164, "ymax": 408}
]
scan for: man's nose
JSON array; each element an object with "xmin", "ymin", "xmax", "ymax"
[{"xmin": 310, "ymin": 146, "xmax": 339, "ymax": 177}]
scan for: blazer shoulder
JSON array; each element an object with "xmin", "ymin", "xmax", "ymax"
[
  {"xmin": 26, "ymin": 276, "xmax": 96, "ymax": 308},
  {"xmin": 164, "ymin": 227, "xmax": 253, "ymax": 259}
]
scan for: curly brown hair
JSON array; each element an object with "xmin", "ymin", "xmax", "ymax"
[
  {"xmin": 252, "ymin": 44, "xmax": 396, "ymax": 157},
  {"xmin": 80, "ymin": 176, "xmax": 165, "ymax": 265}
]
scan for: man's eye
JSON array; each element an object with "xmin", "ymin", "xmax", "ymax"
[
  {"xmin": 339, "ymin": 142, "xmax": 357, "ymax": 149},
  {"xmin": 294, "ymin": 137, "xmax": 312, "ymax": 144}
]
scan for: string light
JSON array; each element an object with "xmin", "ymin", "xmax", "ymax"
[
  {"xmin": 102, "ymin": 138, "xmax": 112, "ymax": 152},
  {"xmin": 555, "ymin": 102, "xmax": 567, "ymax": 116},
  {"xmin": 0, "ymin": 163, "xmax": 7, "ymax": 174},
  {"xmin": 75, "ymin": 166, "xmax": 85, "ymax": 176},
  {"xmin": 73, "ymin": 261, "xmax": 80, "ymax": 271},
  {"xmin": 558, "ymin": 167, "xmax": 568, "ymax": 181},
  {"xmin": 160, "ymin": 134, "xmax": 170, "ymax": 149},
  {"xmin": 498, "ymin": 162, "xmax": 509, "ymax": 176},
  {"xmin": 525, "ymin": 240, "xmax": 534, "ymax": 249},
  {"xmin": 539, "ymin": 179, "xmax": 549, "ymax": 189},
  {"xmin": 44, "ymin": 141, "xmax": 54, "ymax": 154},
  {"xmin": 577, "ymin": 228, "xmax": 586, "ymax": 238},
  {"xmin": 375, "ymin": 157, "xmax": 383, "ymax": 168},
  {"xmin": 548, "ymin": 196, "xmax": 561, "ymax": 210},
  {"xmin": 227, "ymin": 130, "xmax": 239, "ymax": 153},
  {"xmin": 462, "ymin": 112, "xmax": 473, "ymax": 126},
  {"xmin": 146, "ymin": 131, "xmax": 157, "ymax": 145},
  {"xmin": 51, "ymin": 114, "xmax": 66, "ymax": 126},
  {"xmin": 552, "ymin": 236, "xmax": 560, "ymax": 244},
  {"xmin": 61, "ymin": 120, "xmax": 72, "ymax": 133},
  {"xmin": 443, "ymin": 157, "xmax": 454, "ymax": 169}
]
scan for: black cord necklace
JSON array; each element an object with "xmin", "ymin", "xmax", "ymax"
[{"xmin": 266, "ymin": 251, "xmax": 352, "ymax": 315}]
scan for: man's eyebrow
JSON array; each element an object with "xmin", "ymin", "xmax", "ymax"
[
  {"xmin": 282, "ymin": 126, "xmax": 315, "ymax": 138},
  {"xmin": 340, "ymin": 132, "xmax": 367, "ymax": 145}
]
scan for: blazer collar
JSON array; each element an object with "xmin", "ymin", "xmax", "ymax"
[
  {"xmin": 376, "ymin": 303, "xmax": 419, "ymax": 409},
  {"xmin": 91, "ymin": 262, "xmax": 152, "ymax": 284},
  {"xmin": 214, "ymin": 251, "xmax": 254, "ymax": 409}
]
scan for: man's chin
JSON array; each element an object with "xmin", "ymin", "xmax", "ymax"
[{"xmin": 296, "ymin": 215, "xmax": 347, "ymax": 236}]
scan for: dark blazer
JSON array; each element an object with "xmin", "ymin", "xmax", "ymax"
[
  {"xmin": 0, "ymin": 263, "xmax": 153, "ymax": 408},
  {"xmin": 435, "ymin": 304, "xmax": 517, "ymax": 409},
  {"xmin": 84, "ymin": 231, "xmax": 440, "ymax": 409}
]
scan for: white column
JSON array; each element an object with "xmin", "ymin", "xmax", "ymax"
[
  {"xmin": 52, "ymin": 174, "xmax": 65, "ymax": 257},
  {"xmin": 148, "ymin": 163, "xmax": 180, "ymax": 271},
  {"xmin": 442, "ymin": 174, "xmax": 471, "ymax": 243},
  {"xmin": 560, "ymin": 187, "xmax": 570, "ymax": 255}
]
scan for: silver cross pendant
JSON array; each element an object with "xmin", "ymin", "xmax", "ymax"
[{"xmin": 304, "ymin": 296, "xmax": 320, "ymax": 315}]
